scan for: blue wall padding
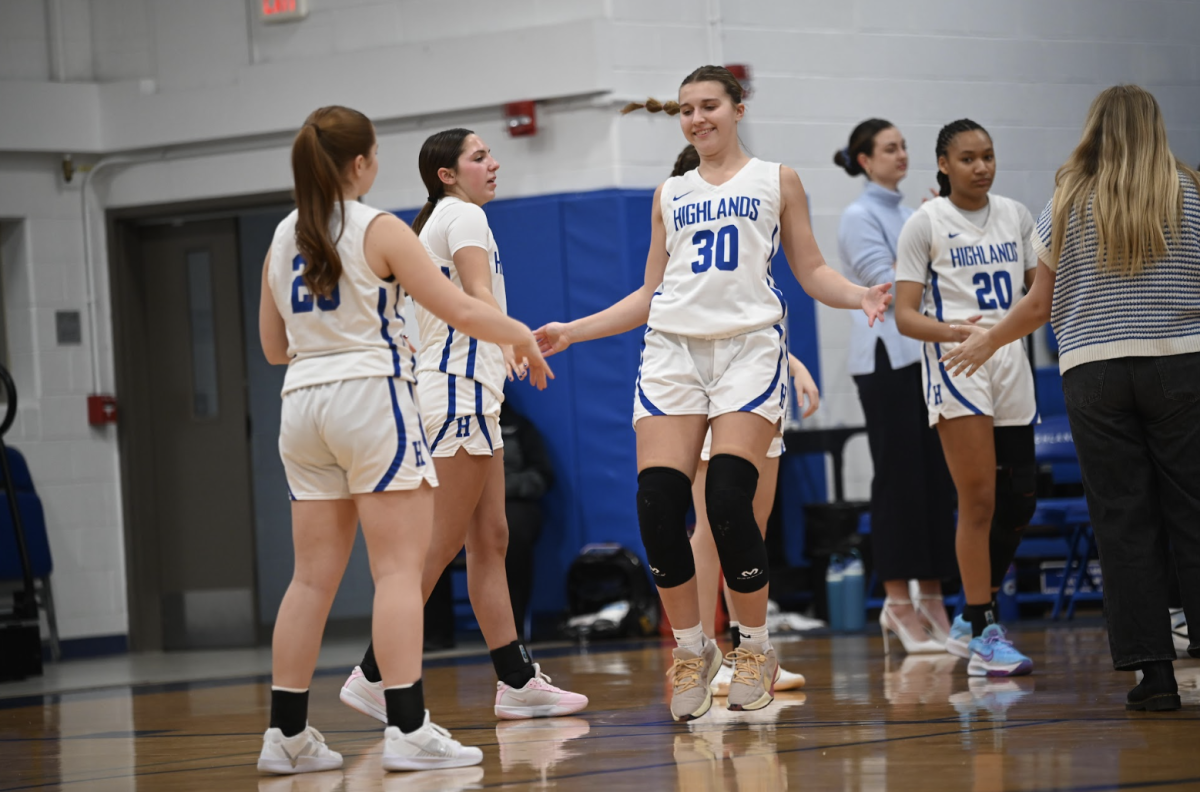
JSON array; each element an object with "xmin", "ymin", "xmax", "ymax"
[{"xmin": 396, "ymin": 187, "xmax": 826, "ymax": 616}]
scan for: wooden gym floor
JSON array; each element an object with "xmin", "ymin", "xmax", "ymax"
[{"xmin": 2, "ymin": 623, "xmax": 1198, "ymax": 791}]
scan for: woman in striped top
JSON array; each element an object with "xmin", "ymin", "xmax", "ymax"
[{"xmin": 941, "ymin": 85, "xmax": 1200, "ymax": 712}]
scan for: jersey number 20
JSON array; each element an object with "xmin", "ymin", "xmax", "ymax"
[
  {"xmin": 292, "ymin": 255, "xmax": 341, "ymax": 313},
  {"xmin": 973, "ymin": 270, "xmax": 1013, "ymax": 310},
  {"xmin": 691, "ymin": 225, "xmax": 740, "ymax": 273}
]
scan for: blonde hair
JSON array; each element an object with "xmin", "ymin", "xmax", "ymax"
[{"xmin": 1050, "ymin": 85, "xmax": 1200, "ymax": 277}]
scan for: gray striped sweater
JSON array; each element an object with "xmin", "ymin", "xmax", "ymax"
[{"xmin": 1033, "ymin": 173, "xmax": 1200, "ymax": 373}]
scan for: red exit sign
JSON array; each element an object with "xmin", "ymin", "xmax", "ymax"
[{"xmin": 260, "ymin": 0, "xmax": 307, "ymax": 23}]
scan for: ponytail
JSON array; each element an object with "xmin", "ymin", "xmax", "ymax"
[
  {"xmin": 412, "ymin": 128, "xmax": 474, "ymax": 236},
  {"xmin": 290, "ymin": 107, "xmax": 374, "ymax": 298},
  {"xmin": 670, "ymin": 144, "xmax": 699, "ymax": 177},
  {"xmin": 621, "ymin": 98, "xmax": 681, "ymax": 116},
  {"xmin": 934, "ymin": 118, "xmax": 989, "ymax": 198}
]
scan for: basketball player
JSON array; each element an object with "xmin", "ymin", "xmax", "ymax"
[
  {"xmin": 693, "ymin": 352, "xmax": 817, "ymax": 697},
  {"xmin": 257, "ymin": 107, "xmax": 552, "ymax": 774},
  {"xmin": 671, "ymin": 143, "xmax": 816, "ymax": 697},
  {"xmin": 893, "ymin": 119, "xmax": 1038, "ymax": 677},
  {"xmin": 536, "ymin": 66, "xmax": 891, "ymax": 721},
  {"xmin": 341, "ymin": 128, "xmax": 588, "ymax": 723}
]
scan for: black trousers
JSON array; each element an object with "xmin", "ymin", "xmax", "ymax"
[
  {"xmin": 854, "ymin": 341, "xmax": 958, "ymax": 582},
  {"xmin": 1063, "ymin": 353, "xmax": 1200, "ymax": 669}
]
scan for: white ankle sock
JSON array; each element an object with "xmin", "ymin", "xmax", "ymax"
[
  {"xmin": 672, "ymin": 623, "xmax": 707, "ymax": 656},
  {"xmin": 738, "ymin": 623, "xmax": 772, "ymax": 653}
]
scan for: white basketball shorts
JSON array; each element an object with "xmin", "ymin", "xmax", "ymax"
[
  {"xmin": 280, "ymin": 376, "xmax": 437, "ymax": 499},
  {"xmin": 920, "ymin": 339, "xmax": 1038, "ymax": 427},
  {"xmin": 633, "ymin": 323, "xmax": 789, "ymax": 428},
  {"xmin": 418, "ymin": 371, "xmax": 504, "ymax": 458},
  {"xmin": 700, "ymin": 427, "xmax": 784, "ymax": 462}
]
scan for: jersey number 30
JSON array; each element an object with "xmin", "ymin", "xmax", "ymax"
[
  {"xmin": 973, "ymin": 270, "xmax": 1013, "ymax": 310},
  {"xmin": 292, "ymin": 255, "xmax": 341, "ymax": 313},
  {"xmin": 691, "ymin": 225, "xmax": 740, "ymax": 273}
]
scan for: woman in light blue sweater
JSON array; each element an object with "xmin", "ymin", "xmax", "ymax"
[
  {"xmin": 942, "ymin": 85, "xmax": 1200, "ymax": 711},
  {"xmin": 835, "ymin": 120, "xmax": 956, "ymax": 654}
]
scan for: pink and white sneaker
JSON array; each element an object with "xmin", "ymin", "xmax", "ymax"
[
  {"xmin": 494, "ymin": 663, "xmax": 589, "ymax": 720},
  {"xmin": 339, "ymin": 665, "xmax": 387, "ymax": 723}
]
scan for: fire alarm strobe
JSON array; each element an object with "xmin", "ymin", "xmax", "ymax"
[
  {"xmin": 87, "ymin": 394, "xmax": 117, "ymax": 426},
  {"xmin": 505, "ymin": 101, "xmax": 537, "ymax": 137}
]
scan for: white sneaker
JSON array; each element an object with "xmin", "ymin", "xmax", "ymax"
[
  {"xmin": 713, "ymin": 657, "xmax": 804, "ymax": 696},
  {"xmin": 494, "ymin": 663, "xmax": 589, "ymax": 719},
  {"xmin": 382, "ymin": 711, "xmax": 484, "ymax": 772},
  {"xmin": 340, "ymin": 665, "xmax": 386, "ymax": 723},
  {"xmin": 257, "ymin": 725, "xmax": 343, "ymax": 775},
  {"xmin": 775, "ymin": 666, "xmax": 806, "ymax": 691}
]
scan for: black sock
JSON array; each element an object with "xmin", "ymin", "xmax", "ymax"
[
  {"xmin": 269, "ymin": 688, "xmax": 309, "ymax": 737},
  {"xmin": 963, "ymin": 601, "xmax": 998, "ymax": 638},
  {"xmin": 360, "ymin": 642, "xmax": 382, "ymax": 684},
  {"xmin": 728, "ymin": 623, "xmax": 741, "ymax": 650},
  {"xmin": 490, "ymin": 640, "xmax": 536, "ymax": 689},
  {"xmin": 384, "ymin": 679, "xmax": 426, "ymax": 734}
]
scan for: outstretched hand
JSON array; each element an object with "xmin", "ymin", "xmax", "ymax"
[
  {"xmin": 513, "ymin": 335, "xmax": 554, "ymax": 390},
  {"xmin": 862, "ymin": 283, "xmax": 893, "ymax": 327},
  {"xmin": 788, "ymin": 354, "xmax": 820, "ymax": 418},
  {"xmin": 533, "ymin": 322, "xmax": 572, "ymax": 357},
  {"xmin": 939, "ymin": 321, "xmax": 994, "ymax": 377},
  {"xmin": 503, "ymin": 344, "xmax": 527, "ymax": 382}
]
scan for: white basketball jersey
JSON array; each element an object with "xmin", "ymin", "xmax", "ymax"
[
  {"xmin": 415, "ymin": 197, "xmax": 508, "ymax": 402},
  {"xmin": 651, "ymin": 158, "xmax": 785, "ymax": 339},
  {"xmin": 268, "ymin": 201, "xmax": 414, "ymax": 395},
  {"xmin": 918, "ymin": 195, "xmax": 1028, "ymax": 328}
]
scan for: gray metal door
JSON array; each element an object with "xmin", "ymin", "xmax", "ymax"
[{"xmin": 135, "ymin": 219, "xmax": 257, "ymax": 649}]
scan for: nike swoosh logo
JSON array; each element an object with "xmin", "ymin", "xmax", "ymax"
[
  {"xmin": 673, "ymin": 191, "xmax": 693, "ymax": 201},
  {"xmin": 949, "ymin": 233, "xmax": 962, "ymax": 238}
]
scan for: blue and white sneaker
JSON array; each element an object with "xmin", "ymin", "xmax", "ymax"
[
  {"xmin": 967, "ymin": 624, "xmax": 1033, "ymax": 677},
  {"xmin": 946, "ymin": 615, "xmax": 972, "ymax": 659}
]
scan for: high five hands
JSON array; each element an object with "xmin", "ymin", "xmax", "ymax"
[{"xmin": 938, "ymin": 316, "xmax": 992, "ymax": 377}]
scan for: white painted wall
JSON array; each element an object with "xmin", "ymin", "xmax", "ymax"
[{"xmin": 1, "ymin": 0, "xmax": 1198, "ymax": 641}]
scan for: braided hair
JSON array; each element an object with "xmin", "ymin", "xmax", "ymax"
[
  {"xmin": 622, "ymin": 65, "xmax": 745, "ymax": 117},
  {"xmin": 935, "ymin": 119, "xmax": 989, "ymax": 197},
  {"xmin": 670, "ymin": 145, "xmax": 700, "ymax": 177}
]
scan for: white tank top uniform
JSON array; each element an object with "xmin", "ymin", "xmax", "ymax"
[
  {"xmin": 634, "ymin": 158, "xmax": 790, "ymax": 427},
  {"xmin": 268, "ymin": 200, "xmax": 436, "ymax": 498},
  {"xmin": 415, "ymin": 196, "xmax": 508, "ymax": 457},
  {"xmin": 895, "ymin": 195, "xmax": 1038, "ymax": 427}
]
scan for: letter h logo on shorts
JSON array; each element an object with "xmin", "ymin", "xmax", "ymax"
[
  {"xmin": 932, "ymin": 384, "xmax": 943, "ymax": 406},
  {"xmin": 412, "ymin": 441, "xmax": 426, "ymax": 467},
  {"xmin": 455, "ymin": 416, "xmax": 472, "ymax": 438}
]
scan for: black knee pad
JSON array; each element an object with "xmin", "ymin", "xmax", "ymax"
[
  {"xmin": 990, "ymin": 426, "xmax": 1037, "ymax": 585},
  {"xmin": 636, "ymin": 467, "xmax": 695, "ymax": 589},
  {"xmin": 706, "ymin": 454, "xmax": 769, "ymax": 594}
]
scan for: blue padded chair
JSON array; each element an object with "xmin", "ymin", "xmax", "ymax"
[{"xmin": 0, "ymin": 446, "xmax": 60, "ymax": 660}]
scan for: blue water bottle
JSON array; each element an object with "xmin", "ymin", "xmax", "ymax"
[
  {"xmin": 825, "ymin": 555, "xmax": 845, "ymax": 631},
  {"xmin": 842, "ymin": 551, "xmax": 865, "ymax": 632}
]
